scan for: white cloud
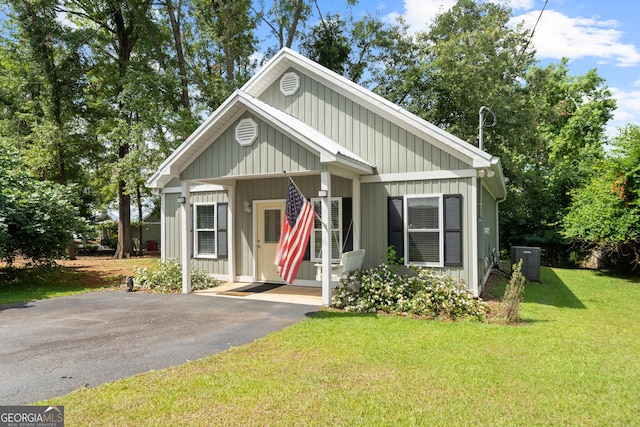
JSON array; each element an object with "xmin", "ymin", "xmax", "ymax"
[
  {"xmin": 612, "ymin": 86, "xmax": 640, "ymax": 120},
  {"xmin": 383, "ymin": 0, "xmax": 456, "ymax": 32},
  {"xmin": 502, "ymin": 0, "xmax": 536, "ymax": 10},
  {"xmin": 405, "ymin": 0, "xmax": 456, "ymax": 31},
  {"xmin": 512, "ymin": 10, "xmax": 640, "ymax": 67}
]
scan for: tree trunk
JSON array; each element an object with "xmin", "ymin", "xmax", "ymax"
[
  {"xmin": 285, "ymin": 0, "xmax": 305, "ymax": 48},
  {"xmin": 111, "ymin": 1, "xmax": 150, "ymax": 258},
  {"xmin": 166, "ymin": 0, "xmax": 190, "ymax": 110},
  {"xmin": 215, "ymin": 0, "xmax": 236, "ymax": 85},
  {"xmin": 114, "ymin": 178, "xmax": 133, "ymax": 259},
  {"xmin": 136, "ymin": 184, "xmax": 144, "ymax": 256}
]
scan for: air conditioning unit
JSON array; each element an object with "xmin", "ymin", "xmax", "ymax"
[{"xmin": 510, "ymin": 246, "xmax": 541, "ymax": 282}]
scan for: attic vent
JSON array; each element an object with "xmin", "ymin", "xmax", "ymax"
[
  {"xmin": 235, "ymin": 118, "xmax": 258, "ymax": 146},
  {"xmin": 279, "ymin": 72, "xmax": 300, "ymax": 96}
]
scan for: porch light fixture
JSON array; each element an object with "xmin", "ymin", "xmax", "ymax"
[
  {"xmin": 243, "ymin": 198, "xmax": 252, "ymax": 214},
  {"xmin": 177, "ymin": 196, "xmax": 186, "ymax": 204},
  {"xmin": 477, "ymin": 169, "xmax": 495, "ymax": 179}
]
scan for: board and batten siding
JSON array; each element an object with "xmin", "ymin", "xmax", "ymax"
[
  {"xmin": 360, "ymin": 178, "xmax": 476, "ymax": 291},
  {"xmin": 234, "ymin": 175, "xmax": 353, "ymax": 281},
  {"xmin": 164, "ymin": 175, "xmax": 352, "ymax": 281},
  {"xmin": 259, "ymin": 68, "xmax": 471, "ymax": 175},
  {"xmin": 163, "ymin": 191, "xmax": 229, "ymax": 276},
  {"xmin": 479, "ymin": 184, "xmax": 498, "ymax": 282},
  {"xmin": 180, "ymin": 112, "xmax": 321, "ymax": 182}
]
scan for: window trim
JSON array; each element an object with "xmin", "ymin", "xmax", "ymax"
[
  {"xmin": 310, "ymin": 197, "xmax": 342, "ymax": 263},
  {"xmin": 193, "ymin": 202, "xmax": 217, "ymax": 259},
  {"xmin": 404, "ymin": 194, "xmax": 444, "ymax": 267}
]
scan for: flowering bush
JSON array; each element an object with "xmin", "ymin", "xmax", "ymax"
[
  {"xmin": 134, "ymin": 259, "xmax": 221, "ymax": 293},
  {"xmin": 333, "ymin": 262, "xmax": 488, "ymax": 321}
]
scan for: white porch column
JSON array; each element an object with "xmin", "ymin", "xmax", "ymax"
[
  {"xmin": 180, "ymin": 180, "xmax": 192, "ymax": 294},
  {"xmin": 227, "ymin": 184, "xmax": 235, "ymax": 283},
  {"xmin": 471, "ymin": 176, "xmax": 479, "ymax": 297},
  {"xmin": 352, "ymin": 177, "xmax": 361, "ymax": 250},
  {"xmin": 160, "ymin": 191, "xmax": 166, "ymax": 262},
  {"xmin": 321, "ymin": 170, "xmax": 332, "ymax": 306}
]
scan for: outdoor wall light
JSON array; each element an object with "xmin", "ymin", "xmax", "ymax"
[
  {"xmin": 177, "ymin": 196, "xmax": 186, "ymax": 204},
  {"xmin": 243, "ymin": 199, "xmax": 252, "ymax": 214},
  {"xmin": 477, "ymin": 169, "xmax": 495, "ymax": 179}
]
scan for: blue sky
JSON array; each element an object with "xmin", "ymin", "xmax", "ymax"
[{"xmin": 318, "ymin": 0, "xmax": 640, "ymax": 136}]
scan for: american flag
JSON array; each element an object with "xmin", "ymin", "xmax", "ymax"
[{"xmin": 275, "ymin": 179, "xmax": 315, "ymax": 284}]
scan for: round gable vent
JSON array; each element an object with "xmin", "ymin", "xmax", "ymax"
[
  {"xmin": 280, "ymin": 72, "xmax": 300, "ymax": 96},
  {"xmin": 235, "ymin": 118, "xmax": 258, "ymax": 146}
]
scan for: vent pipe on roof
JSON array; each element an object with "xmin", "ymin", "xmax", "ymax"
[{"xmin": 478, "ymin": 106, "xmax": 496, "ymax": 151}]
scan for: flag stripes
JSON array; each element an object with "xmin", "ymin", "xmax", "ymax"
[{"xmin": 275, "ymin": 179, "xmax": 315, "ymax": 284}]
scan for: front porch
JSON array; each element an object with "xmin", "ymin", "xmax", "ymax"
[
  {"xmin": 194, "ymin": 282, "xmax": 324, "ymax": 306},
  {"xmin": 172, "ymin": 170, "xmax": 368, "ymax": 307}
]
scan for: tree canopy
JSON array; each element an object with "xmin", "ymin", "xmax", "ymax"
[{"xmin": 0, "ymin": 0, "xmax": 633, "ymax": 268}]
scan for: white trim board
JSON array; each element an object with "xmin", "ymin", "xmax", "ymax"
[{"xmin": 360, "ymin": 169, "xmax": 477, "ymax": 184}]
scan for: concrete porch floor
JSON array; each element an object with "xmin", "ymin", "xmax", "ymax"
[{"xmin": 194, "ymin": 283, "xmax": 324, "ymax": 306}]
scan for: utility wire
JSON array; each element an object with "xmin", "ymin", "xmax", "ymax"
[{"xmin": 485, "ymin": 0, "xmax": 548, "ymax": 121}]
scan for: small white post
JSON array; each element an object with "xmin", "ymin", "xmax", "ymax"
[
  {"xmin": 227, "ymin": 184, "xmax": 235, "ymax": 283},
  {"xmin": 352, "ymin": 178, "xmax": 361, "ymax": 250},
  {"xmin": 321, "ymin": 170, "xmax": 332, "ymax": 307},
  {"xmin": 181, "ymin": 180, "xmax": 192, "ymax": 294}
]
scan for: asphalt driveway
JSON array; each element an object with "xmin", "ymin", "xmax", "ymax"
[{"xmin": 0, "ymin": 290, "xmax": 318, "ymax": 405}]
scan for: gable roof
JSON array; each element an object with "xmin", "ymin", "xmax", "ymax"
[
  {"xmin": 148, "ymin": 48, "xmax": 506, "ymax": 199},
  {"xmin": 243, "ymin": 48, "xmax": 506, "ymax": 197},
  {"xmin": 147, "ymin": 90, "xmax": 373, "ymax": 189}
]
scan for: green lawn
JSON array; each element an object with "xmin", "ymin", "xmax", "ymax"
[
  {"xmin": 38, "ymin": 267, "xmax": 640, "ymax": 426},
  {"xmin": 0, "ymin": 256, "xmax": 157, "ymax": 305}
]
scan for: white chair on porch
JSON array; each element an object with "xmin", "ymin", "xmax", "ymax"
[{"xmin": 316, "ymin": 249, "xmax": 366, "ymax": 286}]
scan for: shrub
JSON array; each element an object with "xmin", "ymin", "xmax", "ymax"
[
  {"xmin": 134, "ymin": 260, "xmax": 221, "ymax": 293},
  {"xmin": 0, "ymin": 140, "xmax": 85, "ymax": 265},
  {"xmin": 333, "ymin": 263, "xmax": 488, "ymax": 321},
  {"xmin": 503, "ymin": 260, "xmax": 526, "ymax": 323}
]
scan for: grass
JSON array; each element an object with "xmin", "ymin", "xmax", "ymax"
[
  {"xmin": 0, "ymin": 256, "xmax": 158, "ymax": 305},
  {"xmin": 36, "ymin": 266, "xmax": 640, "ymax": 426}
]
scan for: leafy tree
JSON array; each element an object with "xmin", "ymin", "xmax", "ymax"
[
  {"xmin": 300, "ymin": 11, "xmax": 391, "ymax": 84},
  {"xmin": 300, "ymin": 13, "xmax": 350, "ymax": 75},
  {"xmin": 191, "ymin": 0, "xmax": 258, "ymax": 109},
  {"xmin": 0, "ymin": 140, "xmax": 84, "ymax": 265},
  {"xmin": 502, "ymin": 61, "xmax": 615, "ymax": 263},
  {"xmin": 562, "ymin": 125, "xmax": 640, "ymax": 268},
  {"xmin": 61, "ymin": 0, "xmax": 178, "ymax": 258}
]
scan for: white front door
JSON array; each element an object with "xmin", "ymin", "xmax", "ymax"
[{"xmin": 256, "ymin": 201, "xmax": 285, "ymax": 282}]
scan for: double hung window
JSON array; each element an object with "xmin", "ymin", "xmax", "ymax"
[
  {"xmin": 194, "ymin": 204, "xmax": 216, "ymax": 257},
  {"xmin": 388, "ymin": 194, "xmax": 462, "ymax": 267},
  {"xmin": 406, "ymin": 195, "xmax": 443, "ymax": 266}
]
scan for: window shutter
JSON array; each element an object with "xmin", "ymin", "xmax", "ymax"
[
  {"xmin": 217, "ymin": 203, "xmax": 228, "ymax": 258},
  {"xmin": 190, "ymin": 204, "xmax": 194, "ymax": 259},
  {"xmin": 387, "ymin": 197, "xmax": 404, "ymax": 262},
  {"xmin": 444, "ymin": 194, "xmax": 463, "ymax": 266},
  {"xmin": 342, "ymin": 198, "xmax": 353, "ymax": 252}
]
